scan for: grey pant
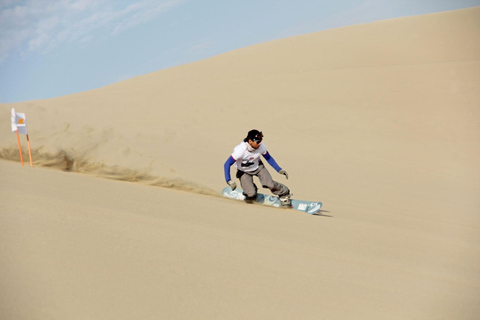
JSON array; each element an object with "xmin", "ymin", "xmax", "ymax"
[{"xmin": 237, "ymin": 165, "xmax": 290, "ymax": 198}]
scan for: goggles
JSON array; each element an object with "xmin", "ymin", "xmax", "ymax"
[{"xmin": 253, "ymin": 132, "xmax": 263, "ymax": 143}]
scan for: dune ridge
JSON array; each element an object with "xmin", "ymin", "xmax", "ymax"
[{"xmin": 1, "ymin": 7, "xmax": 479, "ymax": 194}]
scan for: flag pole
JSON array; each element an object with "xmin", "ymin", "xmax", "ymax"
[
  {"xmin": 16, "ymin": 130, "xmax": 24, "ymax": 166},
  {"xmin": 26, "ymin": 134, "xmax": 33, "ymax": 167}
]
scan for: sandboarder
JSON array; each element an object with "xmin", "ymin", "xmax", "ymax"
[{"xmin": 224, "ymin": 129, "xmax": 292, "ymax": 207}]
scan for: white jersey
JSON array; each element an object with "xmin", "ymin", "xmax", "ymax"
[{"xmin": 231, "ymin": 141, "xmax": 267, "ymax": 173}]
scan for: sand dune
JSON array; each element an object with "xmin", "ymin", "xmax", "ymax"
[{"xmin": 1, "ymin": 7, "xmax": 480, "ymax": 320}]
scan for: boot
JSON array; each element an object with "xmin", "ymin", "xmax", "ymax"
[
  {"xmin": 279, "ymin": 194, "xmax": 292, "ymax": 208},
  {"xmin": 244, "ymin": 195, "xmax": 257, "ymax": 204}
]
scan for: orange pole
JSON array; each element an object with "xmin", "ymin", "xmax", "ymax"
[
  {"xmin": 16, "ymin": 130, "xmax": 24, "ymax": 166},
  {"xmin": 26, "ymin": 134, "xmax": 33, "ymax": 167}
]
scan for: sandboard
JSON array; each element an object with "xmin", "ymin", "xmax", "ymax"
[{"xmin": 222, "ymin": 187, "xmax": 322, "ymax": 215}]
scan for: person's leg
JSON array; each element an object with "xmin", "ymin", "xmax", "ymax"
[
  {"xmin": 237, "ymin": 170, "xmax": 257, "ymax": 202},
  {"xmin": 256, "ymin": 165, "xmax": 290, "ymax": 197}
]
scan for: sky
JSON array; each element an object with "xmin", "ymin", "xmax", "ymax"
[{"xmin": 1, "ymin": 0, "xmax": 480, "ymax": 103}]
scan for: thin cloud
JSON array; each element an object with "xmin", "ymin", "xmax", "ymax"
[
  {"xmin": 0, "ymin": 0, "xmax": 22, "ymax": 10},
  {"xmin": 111, "ymin": 0, "xmax": 182, "ymax": 34},
  {"xmin": 187, "ymin": 40, "xmax": 213, "ymax": 55},
  {"xmin": 0, "ymin": 0, "xmax": 185, "ymax": 63}
]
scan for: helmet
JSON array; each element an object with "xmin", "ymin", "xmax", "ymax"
[{"xmin": 244, "ymin": 129, "xmax": 263, "ymax": 143}]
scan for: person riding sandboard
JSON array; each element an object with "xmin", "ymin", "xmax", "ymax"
[{"xmin": 223, "ymin": 129, "xmax": 292, "ymax": 207}]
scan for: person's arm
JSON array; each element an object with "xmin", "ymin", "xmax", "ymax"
[
  {"xmin": 263, "ymin": 152, "xmax": 288, "ymax": 179},
  {"xmin": 262, "ymin": 151, "xmax": 281, "ymax": 172},
  {"xmin": 224, "ymin": 156, "xmax": 236, "ymax": 182}
]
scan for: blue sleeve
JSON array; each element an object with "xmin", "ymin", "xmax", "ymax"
[
  {"xmin": 263, "ymin": 151, "xmax": 282, "ymax": 172},
  {"xmin": 224, "ymin": 156, "xmax": 236, "ymax": 182}
]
